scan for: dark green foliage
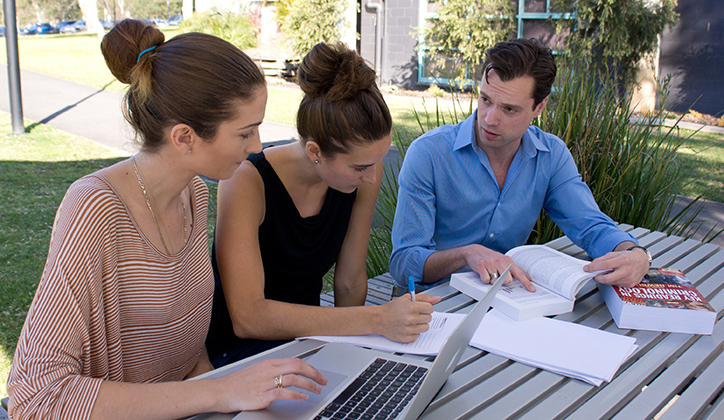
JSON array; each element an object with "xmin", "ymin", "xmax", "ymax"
[
  {"xmin": 421, "ymin": 0, "xmax": 515, "ymax": 87},
  {"xmin": 552, "ymin": 0, "xmax": 679, "ymax": 90},
  {"xmin": 179, "ymin": 9, "xmax": 258, "ymax": 50},
  {"xmin": 280, "ymin": 0, "xmax": 349, "ymax": 58}
]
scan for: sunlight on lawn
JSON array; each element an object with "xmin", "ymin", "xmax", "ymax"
[{"xmin": 1, "ymin": 349, "xmax": 10, "ymax": 399}]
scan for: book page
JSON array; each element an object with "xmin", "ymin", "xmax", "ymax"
[
  {"xmin": 298, "ymin": 312, "xmax": 466, "ymax": 356},
  {"xmin": 506, "ymin": 245, "xmax": 605, "ymax": 299}
]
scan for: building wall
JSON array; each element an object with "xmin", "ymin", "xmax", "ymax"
[
  {"xmin": 359, "ymin": 0, "xmax": 419, "ymax": 88},
  {"xmin": 659, "ymin": 0, "xmax": 724, "ymax": 116}
]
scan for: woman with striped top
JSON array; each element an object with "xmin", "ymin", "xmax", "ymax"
[{"xmin": 6, "ymin": 19, "xmax": 326, "ymax": 420}]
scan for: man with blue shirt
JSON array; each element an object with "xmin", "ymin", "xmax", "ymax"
[{"xmin": 390, "ymin": 38, "xmax": 651, "ymax": 291}]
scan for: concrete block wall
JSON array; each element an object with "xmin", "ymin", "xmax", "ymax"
[{"xmin": 359, "ymin": 0, "xmax": 420, "ymax": 89}]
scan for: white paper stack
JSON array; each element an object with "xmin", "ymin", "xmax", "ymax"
[{"xmin": 470, "ymin": 310, "xmax": 638, "ymax": 386}]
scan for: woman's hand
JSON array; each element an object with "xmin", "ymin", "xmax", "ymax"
[
  {"xmin": 376, "ymin": 294, "xmax": 441, "ymax": 343},
  {"xmin": 213, "ymin": 358, "xmax": 328, "ymax": 412}
]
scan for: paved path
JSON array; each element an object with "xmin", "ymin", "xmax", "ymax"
[
  {"xmin": 0, "ymin": 65, "xmax": 300, "ymax": 155},
  {"xmin": 1, "ymin": 65, "xmax": 722, "ymax": 247}
]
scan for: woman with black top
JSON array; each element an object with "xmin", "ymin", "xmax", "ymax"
[{"xmin": 206, "ymin": 42, "xmax": 440, "ymax": 367}]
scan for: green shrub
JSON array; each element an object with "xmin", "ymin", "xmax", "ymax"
[
  {"xmin": 179, "ymin": 10, "xmax": 257, "ymax": 50},
  {"xmin": 279, "ymin": 0, "xmax": 349, "ymax": 58}
]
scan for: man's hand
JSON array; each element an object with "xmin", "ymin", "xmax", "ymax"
[
  {"xmin": 463, "ymin": 245, "xmax": 536, "ymax": 292},
  {"xmin": 583, "ymin": 245, "xmax": 649, "ymax": 288}
]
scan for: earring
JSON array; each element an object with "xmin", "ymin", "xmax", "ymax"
[
  {"xmin": 314, "ymin": 160, "xmax": 319, "ymax": 164},
  {"xmin": 188, "ymin": 149, "xmax": 192, "ymax": 154}
]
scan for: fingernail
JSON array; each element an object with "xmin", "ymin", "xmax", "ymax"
[{"xmin": 301, "ymin": 393, "xmax": 309, "ymax": 400}]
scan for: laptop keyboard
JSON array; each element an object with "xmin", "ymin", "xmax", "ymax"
[{"xmin": 314, "ymin": 358, "xmax": 428, "ymax": 420}]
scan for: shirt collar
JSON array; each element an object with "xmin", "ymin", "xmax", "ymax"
[
  {"xmin": 453, "ymin": 109, "xmax": 550, "ymax": 157},
  {"xmin": 453, "ymin": 109, "xmax": 479, "ymax": 152}
]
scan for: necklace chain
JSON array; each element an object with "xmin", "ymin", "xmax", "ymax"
[{"xmin": 131, "ymin": 156, "xmax": 187, "ymax": 254}]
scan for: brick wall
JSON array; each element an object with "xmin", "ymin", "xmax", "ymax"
[{"xmin": 659, "ymin": 0, "xmax": 724, "ymax": 116}]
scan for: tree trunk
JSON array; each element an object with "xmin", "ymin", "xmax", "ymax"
[{"xmin": 79, "ymin": 0, "xmax": 104, "ymax": 37}]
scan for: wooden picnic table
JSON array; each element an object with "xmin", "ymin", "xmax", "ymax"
[{"xmin": 190, "ymin": 224, "xmax": 724, "ymax": 419}]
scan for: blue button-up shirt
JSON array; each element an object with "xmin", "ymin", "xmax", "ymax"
[{"xmin": 390, "ymin": 111, "xmax": 635, "ymax": 288}]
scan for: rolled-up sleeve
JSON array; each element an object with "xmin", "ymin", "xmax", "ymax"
[{"xmin": 390, "ymin": 141, "xmax": 438, "ymax": 286}]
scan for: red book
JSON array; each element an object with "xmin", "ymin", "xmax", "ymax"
[{"xmin": 599, "ymin": 268, "xmax": 715, "ymax": 335}]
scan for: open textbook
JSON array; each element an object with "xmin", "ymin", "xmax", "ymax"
[
  {"xmin": 451, "ymin": 245, "xmax": 609, "ymax": 321},
  {"xmin": 298, "ymin": 311, "xmax": 466, "ymax": 356},
  {"xmin": 470, "ymin": 309, "xmax": 638, "ymax": 386}
]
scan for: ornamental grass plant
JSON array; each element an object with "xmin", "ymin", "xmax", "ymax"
[{"xmin": 530, "ymin": 60, "xmax": 716, "ymax": 245}]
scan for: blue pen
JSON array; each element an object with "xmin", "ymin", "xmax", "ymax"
[{"xmin": 408, "ymin": 276, "xmax": 416, "ymax": 301}]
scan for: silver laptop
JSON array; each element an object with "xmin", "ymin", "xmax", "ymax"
[{"xmin": 193, "ymin": 266, "xmax": 509, "ymax": 420}]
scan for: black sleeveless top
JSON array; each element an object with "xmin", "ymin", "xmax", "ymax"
[{"xmin": 206, "ymin": 151, "xmax": 357, "ymax": 357}]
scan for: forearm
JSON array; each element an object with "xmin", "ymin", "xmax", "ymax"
[
  {"xmin": 232, "ymin": 298, "xmax": 383, "ymax": 339},
  {"xmin": 91, "ymin": 378, "xmax": 220, "ymax": 420},
  {"xmin": 422, "ymin": 245, "xmax": 478, "ymax": 284}
]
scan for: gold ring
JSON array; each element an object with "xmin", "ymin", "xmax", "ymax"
[{"xmin": 274, "ymin": 374, "xmax": 284, "ymax": 389}]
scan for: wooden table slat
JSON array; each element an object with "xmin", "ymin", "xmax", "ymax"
[
  {"xmin": 660, "ymin": 348, "xmax": 724, "ymax": 420},
  {"xmin": 653, "ymin": 238, "xmax": 703, "ymax": 267},
  {"xmin": 627, "ymin": 227, "xmax": 652, "ymax": 239},
  {"xmin": 433, "ymin": 293, "xmax": 475, "ymax": 313},
  {"xmin": 647, "ymin": 234, "xmax": 685, "ymax": 257},
  {"xmin": 469, "ymin": 370, "xmax": 570, "ymax": 420},
  {"xmin": 420, "ymin": 362, "xmax": 539, "ymax": 420},
  {"xmin": 696, "ymin": 266, "xmax": 724, "ymax": 303},
  {"xmin": 564, "ymin": 333, "xmax": 699, "ymax": 420},
  {"xmin": 637, "ymin": 230, "xmax": 669, "ymax": 248},
  {"xmin": 425, "ymin": 283, "xmax": 463, "ymax": 300},
  {"xmin": 671, "ymin": 243, "xmax": 721, "ymax": 273},
  {"xmin": 611, "ymin": 320, "xmax": 724, "ymax": 420}
]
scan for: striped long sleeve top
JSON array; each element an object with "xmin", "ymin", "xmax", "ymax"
[{"xmin": 7, "ymin": 174, "xmax": 214, "ymax": 420}]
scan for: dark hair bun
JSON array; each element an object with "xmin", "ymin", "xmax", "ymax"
[
  {"xmin": 297, "ymin": 42, "xmax": 376, "ymax": 103},
  {"xmin": 101, "ymin": 19, "xmax": 165, "ymax": 84}
]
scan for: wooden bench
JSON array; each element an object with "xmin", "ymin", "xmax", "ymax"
[{"xmin": 320, "ymin": 272, "xmax": 398, "ymax": 307}]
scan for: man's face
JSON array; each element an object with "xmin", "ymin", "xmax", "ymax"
[{"xmin": 475, "ymin": 70, "xmax": 547, "ymax": 155}]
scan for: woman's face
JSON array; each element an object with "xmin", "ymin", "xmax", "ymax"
[
  {"xmin": 197, "ymin": 87, "xmax": 268, "ymax": 180},
  {"xmin": 316, "ymin": 134, "xmax": 392, "ymax": 193}
]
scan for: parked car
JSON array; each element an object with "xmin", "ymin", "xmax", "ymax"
[
  {"xmin": 56, "ymin": 20, "xmax": 77, "ymax": 33},
  {"xmin": 60, "ymin": 20, "xmax": 86, "ymax": 34},
  {"xmin": 168, "ymin": 15, "xmax": 183, "ymax": 26},
  {"xmin": 21, "ymin": 22, "xmax": 57, "ymax": 35},
  {"xmin": 152, "ymin": 18, "xmax": 169, "ymax": 28}
]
